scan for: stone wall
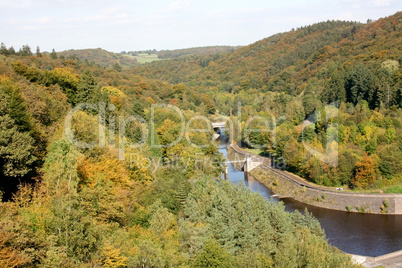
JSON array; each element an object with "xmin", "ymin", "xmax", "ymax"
[{"xmin": 227, "ymin": 144, "xmax": 402, "ymax": 214}]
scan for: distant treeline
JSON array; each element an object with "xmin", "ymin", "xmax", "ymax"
[{"xmin": 123, "ymin": 46, "xmax": 242, "ymax": 59}]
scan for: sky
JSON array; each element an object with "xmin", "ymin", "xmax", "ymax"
[{"xmin": 0, "ymin": 0, "xmax": 400, "ymax": 53}]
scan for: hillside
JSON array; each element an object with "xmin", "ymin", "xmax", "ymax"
[
  {"xmin": 156, "ymin": 45, "xmax": 242, "ymax": 59},
  {"xmin": 59, "ymin": 48, "xmax": 139, "ymax": 68},
  {"xmin": 130, "ymin": 12, "xmax": 402, "ymax": 191},
  {"xmin": 0, "ymin": 10, "xmax": 401, "ymax": 268},
  {"xmin": 0, "ymin": 41, "xmax": 359, "ymax": 267},
  {"xmin": 128, "ymin": 46, "xmax": 241, "ymax": 59},
  {"xmin": 124, "ymin": 46, "xmax": 242, "ymax": 64},
  {"xmin": 133, "ymin": 12, "xmax": 402, "ymax": 108}
]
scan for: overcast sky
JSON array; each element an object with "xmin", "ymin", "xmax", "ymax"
[{"xmin": 0, "ymin": 0, "xmax": 400, "ymax": 52}]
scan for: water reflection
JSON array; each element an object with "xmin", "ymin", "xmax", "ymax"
[{"xmin": 219, "ymin": 147, "xmax": 402, "ymax": 257}]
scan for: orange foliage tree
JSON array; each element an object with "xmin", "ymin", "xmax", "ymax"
[{"xmin": 352, "ymin": 154, "xmax": 378, "ymax": 189}]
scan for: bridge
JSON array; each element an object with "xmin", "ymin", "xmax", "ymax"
[
  {"xmin": 211, "ymin": 121, "xmax": 226, "ymax": 128},
  {"xmin": 212, "ymin": 121, "xmax": 227, "ymax": 141}
]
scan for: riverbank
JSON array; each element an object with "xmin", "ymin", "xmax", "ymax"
[{"xmin": 227, "ymin": 144, "xmax": 402, "ymax": 214}]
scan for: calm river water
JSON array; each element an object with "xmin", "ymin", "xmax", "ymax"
[{"xmin": 219, "ymin": 146, "xmax": 402, "ymax": 257}]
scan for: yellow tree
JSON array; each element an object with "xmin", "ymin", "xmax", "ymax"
[
  {"xmin": 353, "ymin": 154, "xmax": 378, "ymax": 189},
  {"xmin": 100, "ymin": 244, "xmax": 127, "ymax": 268}
]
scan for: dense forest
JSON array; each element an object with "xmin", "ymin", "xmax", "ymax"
[
  {"xmin": 0, "ymin": 11, "xmax": 401, "ymax": 268},
  {"xmin": 0, "ymin": 43, "xmax": 356, "ymax": 267},
  {"xmin": 58, "ymin": 48, "xmax": 140, "ymax": 69},
  {"xmin": 133, "ymin": 12, "xmax": 402, "ymax": 190}
]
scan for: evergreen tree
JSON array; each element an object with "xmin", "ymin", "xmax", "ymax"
[
  {"xmin": 345, "ymin": 64, "xmax": 379, "ymax": 109},
  {"xmin": 131, "ymin": 101, "xmax": 145, "ymax": 118},
  {"xmin": 0, "ymin": 42, "xmax": 8, "ymax": 55},
  {"xmin": 8, "ymin": 46, "xmax": 15, "ymax": 55},
  {"xmin": 35, "ymin": 46, "xmax": 42, "ymax": 57},
  {"xmin": 50, "ymin": 48, "xmax": 58, "ymax": 59},
  {"xmin": 75, "ymin": 69, "xmax": 98, "ymax": 104},
  {"xmin": 0, "ymin": 92, "xmax": 36, "ymax": 197},
  {"xmin": 18, "ymin": 45, "xmax": 33, "ymax": 56}
]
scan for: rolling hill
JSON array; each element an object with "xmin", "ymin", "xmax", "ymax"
[
  {"xmin": 132, "ymin": 11, "xmax": 402, "ymax": 106},
  {"xmin": 59, "ymin": 48, "xmax": 139, "ymax": 68}
]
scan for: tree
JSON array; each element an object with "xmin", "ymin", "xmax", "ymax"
[
  {"xmin": 353, "ymin": 154, "xmax": 377, "ymax": 189},
  {"xmin": 8, "ymin": 46, "xmax": 15, "ymax": 55},
  {"xmin": 100, "ymin": 244, "xmax": 127, "ymax": 268},
  {"xmin": 36, "ymin": 46, "xmax": 42, "ymax": 57},
  {"xmin": 337, "ymin": 150, "xmax": 357, "ymax": 186},
  {"xmin": 378, "ymin": 145, "xmax": 402, "ymax": 179},
  {"xmin": 18, "ymin": 45, "xmax": 32, "ymax": 56},
  {"xmin": 193, "ymin": 238, "xmax": 236, "ymax": 268},
  {"xmin": 0, "ymin": 114, "xmax": 35, "ymax": 178},
  {"xmin": 131, "ymin": 101, "xmax": 145, "ymax": 118},
  {"xmin": 47, "ymin": 68, "xmax": 80, "ymax": 104},
  {"xmin": 0, "ymin": 90, "xmax": 36, "ymax": 197},
  {"xmin": 42, "ymin": 139, "xmax": 81, "ymax": 196},
  {"xmin": 0, "ymin": 228, "xmax": 30, "ymax": 267},
  {"xmin": 75, "ymin": 69, "xmax": 98, "ymax": 104},
  {"xmin": 324, "ymin": 70, "xmax": 346, "ymax": 104},
  {"xmin": 113, "ymin": 63, "xmax": 122, "ymax": 72},
  {"xmin": 345, "ymin": 64, "xmax": 379, "ymax": 109},
  {"xmin": 0, "ymin": 42, "xmax": 8, "ymax": 55},
  {"xmin": 50, "ymin": 48, "xmax": 58, "ymax": 59}
]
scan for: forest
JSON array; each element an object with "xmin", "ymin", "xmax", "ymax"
[
  {"xmin": 0, "ymin": 11, "xmax": 401, "ymax": 268},
  {"xmin": 134, "ymin": 12, "xmax": 402, "ymax": 190}
]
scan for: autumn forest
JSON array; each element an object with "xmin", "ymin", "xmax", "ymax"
[{"xmin": 0, "ymin": 11, "xmax": 401, "ymax": 268}]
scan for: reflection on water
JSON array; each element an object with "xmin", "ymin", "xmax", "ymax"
[{"xmin": 219, "ymin": 147, "xmax": 402, "ymax": 257}]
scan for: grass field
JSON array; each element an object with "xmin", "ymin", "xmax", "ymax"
[
  {"xmin": 383, "ymin": 183, "xmax": 402, "ymax": 193},
  {"xmin": 241, "ymin": 148, "xmax": 268, "ymax": 157},
  {"xmin": 124, "ymin": 53, "xmax": 161, "ymax": 64}
]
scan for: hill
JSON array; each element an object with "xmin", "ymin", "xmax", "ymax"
[
  {"xmin": 156, "ymin": 45, "xmax": 242, "ymax": 59},
  {"xmin": 0, "ymin": 39, "xmax": 357, "ymax": 267},
  {"xmin": 130, "ymin": 12, "xmax": 402, "ymax": 190},
  {"xmin": 59, "ymin": 48, "xmax": 139, "ymax": 68},
  {"xmin": 133, "ymin": 12, "xmax": 402, "ymax": 108},
  {"xmin": 127, "ymin": 46, "xmax": 241, "ymax": 59},
  {"xmin": 124, "ymin": 46, "xmax": 242, "ymax": 64}
]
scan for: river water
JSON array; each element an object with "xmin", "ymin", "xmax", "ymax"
[{"xmin": 218, "ymin": 146, "xmax": 402, "ymax": 257}]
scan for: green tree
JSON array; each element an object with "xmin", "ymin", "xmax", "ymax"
[
  {"xmin": 337, "ymin": 150, "xmax": 357, "ymax": 186},
  {"xmin": 0, "ymin": 114, "xmax": 35, "ymax": 178},
  {"xmin": 131, "ymin": 101, "xmax": 145, "ymax": 118},
  {"xmin": 50, "ymin": 48, "xmax": 58, "ymax": 59},
  {"xmin": 0, "ymin": 90, "xmax": 36, "ymax": 198},
  {"xmin": 18, "ymin": 45, "xmax": 33, "ymax": 56},
  {"xmin": 8, "ymin": 46, "xmax": 15, "ymax": 55},
  {"xmin": 75, "ymin": 69, "xmax": 99, "ymax": 104},
  {"xmin": 193, "ymin": 238, "xmax": 236, "ymax": 268},
  {"xmin": 378, "ymin": 144, "xmax": 402, "ymax": 179},
  {"xmin": 324, "ymin": 70, "xmax": 346, "ymax": 104},
  {"xmin": 36, "ymin": 46, "xmax": 42, "ymax": 57},
  {"xmin": 0, "ymin": 42, "xmax": 8, "ymax": 55},
  {"xmin": 345, "ymin": 64, "xmax": 379, "ymax": 109},
  {"xmin": 113, "ymin": 63, "xmax": 122, "ymax": 72},
  {"xmin": 0, "ymin": 77, "xmax": 36, "ymax": 132}
]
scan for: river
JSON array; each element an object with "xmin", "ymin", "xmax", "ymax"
[{"xmin": 218, "ymin": 145, "xmax": 402, "ymax": 257}]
